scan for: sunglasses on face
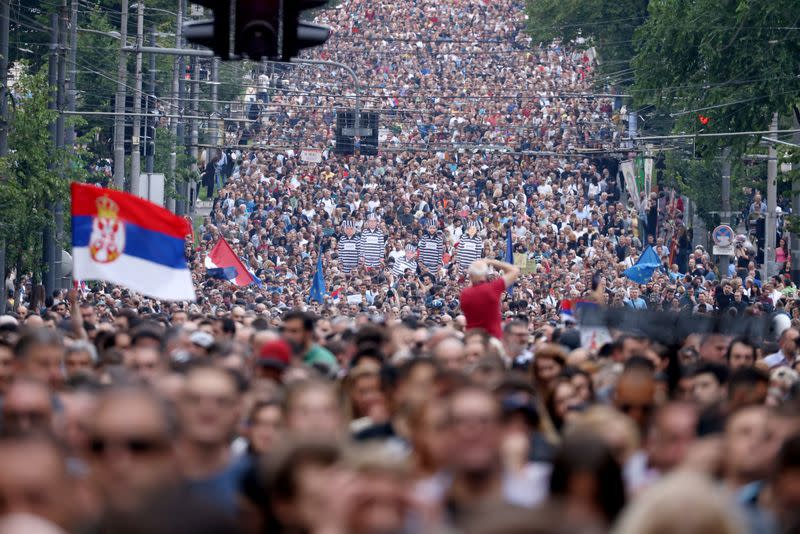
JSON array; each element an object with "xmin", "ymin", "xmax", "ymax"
[{"xmin": 89, "ymin": 435, "xmax": 169, "ymax": 457}]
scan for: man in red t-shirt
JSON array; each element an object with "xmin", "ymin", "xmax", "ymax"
[{"xmin": 459, "ymin": 258, "xmax": 520, "ymax": 339}]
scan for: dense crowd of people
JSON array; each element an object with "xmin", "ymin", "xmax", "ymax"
[
  {"xmin": 3, "ymin": 286, "xmax": 800, "ymax": 533},
  {"xmin": 2, "ymin": 0, "xmax": 800, "ymax": 533}
]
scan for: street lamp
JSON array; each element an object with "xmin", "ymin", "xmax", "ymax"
[{"xmin": 77, "ymin": 27, "xmax": 122, "ymax": 40}]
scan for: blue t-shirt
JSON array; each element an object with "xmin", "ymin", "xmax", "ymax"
[{"xmin": 185, "ymin": 455, "xmax": 251, "ymax": 517}]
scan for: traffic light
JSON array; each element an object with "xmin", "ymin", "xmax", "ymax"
[
  {"xmin": 184, "ymin": 1, "xmax": 232, "ymax": 59},
  {"xmin": 234, "ymin": 0, "xmax": 280, "ymax": 61},
  {"xmin": 281, "ymin": 0, "xmax": 331, "ymax": 61},
  {"xmin": 185, "ymin": 0, "xmax": 330, "ymax": 61}
]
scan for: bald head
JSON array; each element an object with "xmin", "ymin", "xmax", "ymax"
[{"xmin": 432, "ymin": 337, "xmax": 466, "ymax": 371}]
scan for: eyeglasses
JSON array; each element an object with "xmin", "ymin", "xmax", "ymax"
[
  {"xmin": 618, "ymin": 403, "xmax": 655, "ymax": 416},
  {"xmin": 89, "ymin": 435, "xmax": 169, "ymax": 457},
  {"xmin": 4, "ymin": 409, "xmax": 50, "ymax": 426},
  {"xmin": 182, "ymin": 392, "xmax": 237, "ymax": 409}
]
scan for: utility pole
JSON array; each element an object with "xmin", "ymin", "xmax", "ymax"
[
  {"xmin": 792, "ymin": 111, "xmax": 800, "ymax": 285},
  {"xmin": 44, "ymin": 14, "xmax": 58, "ymax": 297},
  {"xmin": 145, "ymin": 25, "xmax": 156, "ymax": 174},
  {"xmin": 54, "ymin": 0, "xmax": 68, "ymax": 290},
  {"xmin": 189, "ymin": 54, "xmax": 199, "ymax": 214},
  {"xmin": 169, "ymin": 0, "xmax": 183, "ymax": 214},
  {"xmin": 112, "ymin": 0, "xmax": 129, "ymax": 189},
  {"xmin": 765, "ymin": 113, "xmax": 779, "ymax": 278},
  {"xmin": 65, "ymin": 0, "xmax": 78, "ymax": 147},
  {"xmin": 175, "ymin": 55, "xmax": 186, "ymax": 216},
  {"xmin": 211, "ymin": 57, "xmax": 219, "ymax": 146},
  {"xmin": 0, "ymin": 0, "xmax": 9, "ymax": 312},
  {"xmin": 129, "ymin": 0, "xmax": 144, "ymax": 196},
  {"xmin": 720, "ymin": 147, "xmax": 732, "ymax": 276}
]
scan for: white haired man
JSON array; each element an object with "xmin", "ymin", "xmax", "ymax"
[{"xmin": 459, "ymin": 259, "xmax": 520, "ymax": 339}]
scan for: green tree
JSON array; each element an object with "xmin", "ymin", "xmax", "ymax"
[
  {"xmin": 632, "ymin": 0, "xmax": 800, "ymax": 158},
  {"xmin": 0, "ymin": 68, "xmax": 64, "ymax": 281}
]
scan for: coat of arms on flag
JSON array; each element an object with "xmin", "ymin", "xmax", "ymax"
[{"xmin": 89, "ymin": 196, "xmax": 126, "ymax": 264}]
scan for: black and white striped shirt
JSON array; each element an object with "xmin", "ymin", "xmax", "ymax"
[
  {"xmin": 456, "ymin": 236, "xmax": 484, "ymax": 270},
  {"xmin": 392, "ymin": 257, "xmax": 417, "ymax": 277},
  {"xmin": 359, "ymin": 229, "xmax": 385, "ymax": 267},
  {"xmin": 337, "ymin": 234, "xmax": 361, "ymax": 273},
  {"xmin": 418, "ymin": 233, "xmax": 444, "ymax": 271}
]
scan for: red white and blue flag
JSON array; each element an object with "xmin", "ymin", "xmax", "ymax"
[
  {"xmin": 560, "ymin": 299, "xmax": 598, "ymax": 322},
  {"xmin": 71, "ymin": 183, "xmax": 195, "ymax": 301},
  {"xmin": 205, "ymin": 237, "xmax": 260, "ymax": 287}
]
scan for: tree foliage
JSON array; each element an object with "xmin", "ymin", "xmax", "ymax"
[
  {"xmin": 0, "ymin": 69, "xmax": 62, "ymax": 278},
  {"xmin": 632, "ymin": 0, "xmax": 800, "ymax": 158}
]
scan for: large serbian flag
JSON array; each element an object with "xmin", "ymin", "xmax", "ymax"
[
  {"xmin": 71, "ymin": 183, "xmax": 195, "ymax": 301},
  {"xmin": 205, "ymin": 237, "xmax": 259, "ymax": 287}
]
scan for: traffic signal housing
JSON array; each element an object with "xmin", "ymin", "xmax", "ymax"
[
  {"xmin": 184, "ymin": 0, "xmax": 232, "ymax": 59},
  {"xmin": 184, "ymin": 0, "xmax": 330, "ymax": 61},
  {"xmin": 281, "ymin": 0, "xmax": 331, "ymax": 61},
  {"xmin": 234, "ymin": 0, "xmax": 280, "ymax": 61}
]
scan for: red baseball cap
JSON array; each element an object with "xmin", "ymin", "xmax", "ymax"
[{"xmin": 258, "ymin": 339, "xmax": 292, "ymax": 370}]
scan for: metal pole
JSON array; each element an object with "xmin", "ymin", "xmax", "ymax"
[
  {"xmin": 167, "ymin": 0, "xmax": 182, "ymax": 213},
  {"xmin": 175, "ymin": 55, "xmax": 186, "ymax": 216},
  {"xmin": 129, "ymin": 0, "xmax": 144, "ymax": 196},
  {"xmin": 211, "ymin": 57, "xmax": 219, "ymax": 146},
  {"xmin": 65, "ymin": 0, "xmax": 78, "ymax": 147},
  {"xmin": 719, "ymin": 147, "xmax": 732, "ymax": 277},
  {"xmin": 44, "ymin": 14, "xmax": 58, "ymax": 297},
  {"xmin": 189, "ymin": 54, "xmax": 199, "ymax": 214},
  {"xmin": 112, "ymin": 0, "xmax": 129, "ymax": 189},
  {"xmin": 123, "ymin": 45, "xmax": 213, "ymax": 57},
  {"xmin": 0, "ymin": 0, "xmax": 9, "ymax": 313},
  {"xmin": 765, "ymin": 112, "xmax": 779, "ymax": 278},
  {"xmin": 792, "ymin": 112, "xmax": 800, "ymax": 285},
  {"xmin": 54, "ymin": 1, "xmax": 68, "ymax": 290},
  {"xmin": 145, "ymin": 25, "xmax": 156, "ymax": 174}
]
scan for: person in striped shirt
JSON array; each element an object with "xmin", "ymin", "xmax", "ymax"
[
  {"xmin": 418, "ymin": 216, "xmax": 444, "ymax": 275},
  {"xmin": 337, "ymin": 220, "xmax": 360, "ymax": 274},
  {"xmin": 456, "ymin": 220, "xmax": 484, "ymax": 272},
  {"xmin": 359, "ymin": 213, "xmax": 385, "ymax": 269},
  {"xmin": 392, "ymin": 244, "xmax": 418, "ymax": 277}
]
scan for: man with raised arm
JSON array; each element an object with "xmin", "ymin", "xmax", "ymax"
[{"xmin": 459, "ymin": 258, "xmax": 521, "ymax": 339}]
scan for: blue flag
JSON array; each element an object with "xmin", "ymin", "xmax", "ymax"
[
  {"xmin": 623, "ymin": 246, "xmax": 662, "ymax": 284},
  {"xmin": 309, "ymin": 247, "xmax": 326, "ymax": 304},
  {"xmin": 206, "ymin": 267, "xmax": 239, "ymax": 281},
  {"xmin": 505, "ymin": 226, "xmax": 514, "ymax": 295}
]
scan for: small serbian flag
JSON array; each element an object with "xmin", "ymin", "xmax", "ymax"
[
  {"xmin": 71, "ymin": 183, "xmax": 195, "ymax": 301},
  {"xmin": 205, "ymin": 238, "xmax": 259, "ymax": 287}
]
